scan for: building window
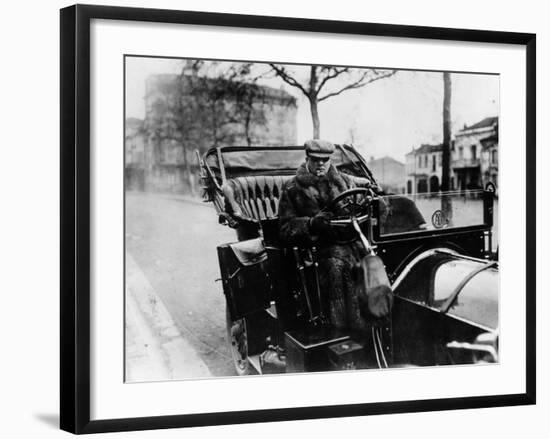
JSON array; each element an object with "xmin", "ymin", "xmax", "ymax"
[
  {"xmin": 418, "ymin": 156, "xmax": 422, "ymax": 168},
  {"xmin": 491, "ymin": 149, "xmax": 498, "ymax": 165},
  {"xmin": 471, "ymin": 144, "xmax": 477, "ymax": 160},
  {"xmin": 459, "ymin": 146, "xmax": 464, "ymax": 159},
  {"xmin": 432, "ymin": 155, "xmax": 436, "ymax": 172},
  {"xmin": 424, "ymin": 155, "xmax": 428, "ymax": 167}
]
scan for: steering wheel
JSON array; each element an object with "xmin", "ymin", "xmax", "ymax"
[{"xmin": 324, "ymin": 187, "xmax": 373, "ymax": 228}]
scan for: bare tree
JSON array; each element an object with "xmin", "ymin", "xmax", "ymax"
[
  {"xmin": 224, "ymin": 64, "xmax": 270, "ymax": 146},
  {"xmin": 144, "ymin": 61, "xmax": 276, "ymax": 195},
  {"xmin": 269, "ymin": 64, "xmax": 396, "ymax": 138},
  {"xmin": 179, "ymin": 61, "xmax": 271, "ymax": 148}
]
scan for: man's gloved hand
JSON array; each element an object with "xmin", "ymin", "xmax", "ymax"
[{"xmin": 309, "ymin": 211, "xmax": 334, "ymax": 236}]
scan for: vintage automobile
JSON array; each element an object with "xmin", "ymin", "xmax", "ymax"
[{"xmin": 198, "ymin": 144, "xmax": 498, "ymax": 374}]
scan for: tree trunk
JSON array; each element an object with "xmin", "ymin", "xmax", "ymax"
[
  {"xmin": 211, "ymin": 100, "xmax": 218, "ymax": 147},
  {"xmin": 244, "ymin": 99, "xmax": 253, "ymax": 146},
  {"xmin": 310, "ymin": 98, "xmax": 321, "ymax": 138},
  {"xmin": 309, "ymin": 66, "xmax": 320, "ymax": 138},
  {"xmin": 441, "ymin": 72, "xmax": 453, "ymax": 224}
]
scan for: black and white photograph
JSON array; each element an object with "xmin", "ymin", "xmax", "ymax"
[
  {"xmin": 124, "ymin": 56, "xmax": 500, "ymax": 381},
  {"xmin": 1, "ymin": 0, "xmax": 545, "ymax": 435}
]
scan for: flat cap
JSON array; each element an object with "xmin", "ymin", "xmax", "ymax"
[{"xmin": 304, "ymin": 139, "xmax": 335, "ymax": 158}]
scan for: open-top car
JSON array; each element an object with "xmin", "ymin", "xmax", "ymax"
[{"xmin": 198, "ymin": 144, "xmax": 498, "ymax": 374}]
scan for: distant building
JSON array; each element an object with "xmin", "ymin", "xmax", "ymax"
[
  {"xmin": 367, "ymin": 156, "xmax": 406, "ymax": 194},
  {"xmin": 125, "ymin": 118, "xmax": 148, "ymax": 191},
  {"xmin": 126, "ymin": 73, "xmax": 298, "ymax": 194},
  {"xmin": 405, "ymin": 143, "xmax": 442, "ymax": 194},
  {"xmin": 405, "ymin": 116, "xmax": 499, "ymax": 195},
  {"xmin": 453, "ymin": 116, "xmax": 498, "ymax": 191}
]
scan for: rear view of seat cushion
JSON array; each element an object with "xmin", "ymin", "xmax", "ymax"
[{"xmin": 223, "ymin": 175, "xmax": 292, "ymax": 221}]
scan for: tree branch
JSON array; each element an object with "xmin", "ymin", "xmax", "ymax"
[
  {"xmin": 318, "ymin": 70, "xmax": 397, "ymax": 102},
  {"xmin": 315, "ymin": 67, "xmax": 349, "ymax": 94},
  {"xmin": 269, "ymin": 64, "xmax": 310, "ymax": 97}
]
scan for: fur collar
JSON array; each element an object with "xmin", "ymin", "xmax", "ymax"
[{"xmin": 295, "ymin": 162, "xmax": 348, "ymax": 192}]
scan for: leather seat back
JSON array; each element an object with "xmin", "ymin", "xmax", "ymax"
[{"xmin": 222, "ymin": 175, "xmax": 293, "ymax": 221}]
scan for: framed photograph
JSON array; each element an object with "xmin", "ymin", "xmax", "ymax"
[{"xmin": 60, "ymin": 4, "xmax": 536, "ymax": 434}]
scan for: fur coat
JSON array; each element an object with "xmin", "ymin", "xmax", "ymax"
[{"xmin": 278, "ymin": 163, "xmax": 370, "ymax": 330}]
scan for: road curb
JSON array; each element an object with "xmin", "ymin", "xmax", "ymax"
[{"xmin": 125, "ymin": 252, "xmax": 212, "ymax": 381}]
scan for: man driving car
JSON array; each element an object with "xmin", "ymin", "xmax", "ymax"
[{"xmin": 278, "ymin": 139, "xmax": 389, "ymax": 331}]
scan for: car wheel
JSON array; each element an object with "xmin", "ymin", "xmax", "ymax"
[{"xmin": 226, "ymin": 305, "xmax": 251, "ymax": 375}]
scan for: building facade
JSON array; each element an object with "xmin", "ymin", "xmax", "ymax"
[
  {"xmin": 367, "ymin": 156, "xmax": 406, "ymax": 194},
  {"xmin": 405, "ymin": 143, "xmax": 443, "ymax": 194},
  {"xmin": 125, "ymin": 117, "xmax": 148, "ymax": 191},
  {"xmin": 126, "ymin": 74, "xmax": 298, "ymax": 194},
  {"xmin": 405, "ymin": 116, "xmax": 498, "ymax": 195},
  {"xmin": 452, "ymin": 116, "xmax": 498, "ymax": 191}
]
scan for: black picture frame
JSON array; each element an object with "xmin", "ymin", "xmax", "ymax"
[{"xmin": 60, "ymin": 4, "xmax": 536, "ymax": 434}]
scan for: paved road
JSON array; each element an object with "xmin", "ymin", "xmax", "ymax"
[
  {"xmin": 413, "ymin": 196, "xmax": 499, "ymax": 250},
  {"xmin": 125, "ymin": 192, "xmax": 237, "ymax": 378}
]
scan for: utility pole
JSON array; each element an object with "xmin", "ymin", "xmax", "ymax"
[
  {"xmin": 442, "ymin": 72, "xmax": 452, "ymax": 192},
  {"xmin": 442, "ymin": 72, "xmax": 453, "ymax": 224}
]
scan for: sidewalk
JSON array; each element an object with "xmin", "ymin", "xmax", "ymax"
[{"xmin": 125, "ymin": 252, "xmax": 211, "ymax": 382}]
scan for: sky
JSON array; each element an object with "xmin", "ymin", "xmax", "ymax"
[{"xmin": 125, "ymin": 57, "xmax": 499, "ymax": 163}]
